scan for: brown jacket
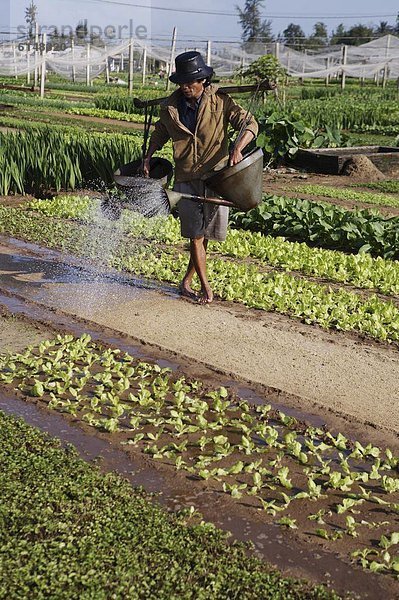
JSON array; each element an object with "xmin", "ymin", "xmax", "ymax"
[{"xmin": 149, "ymin": 84, "xmax": 258, "ymax": 183}]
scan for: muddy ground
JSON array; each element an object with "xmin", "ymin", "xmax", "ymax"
[
  {"xmin": 1, "ymin": 172, "xmax": 399, "ymax": 598},
  {"xmin": 1, "ymin": 228, "xmax": 399, "ymax": 598}
]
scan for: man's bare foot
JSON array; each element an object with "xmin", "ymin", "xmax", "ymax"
[
  {"xmin": 197, "ymin": 287, "xmax": 213, "ymax": 305},
  {"xmin": 179, "ymin": 281, "xmax": 198, "ymax": 301}
]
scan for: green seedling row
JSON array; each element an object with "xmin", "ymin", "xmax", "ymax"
[
  {"xmin": 1, "ymin": 334, "xmax": 398, "ymax": 579},
  {"xmin": 292, "ymin": 184, "xmax": 399, "ymax": 210},
  {"xmin": 0, "ymin": 412, "xmax": 339, "ymax": 599},
  {"xmin": 353, "ymin": 181, "xmax": 399, "ymax": 195},
  {"xmin": 1, "ymin": 204, "xmax": 399, "ymax": 343},
  {"xmin": 67, "ymin": 107, "xmax": 148, "ymax": 123},
  {"xmin": 27, "ymin": 196, "xmax": 399, "ymax": 297}
]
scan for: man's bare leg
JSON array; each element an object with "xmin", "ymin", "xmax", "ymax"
[
  {"xmin": 189, "ymin": 237, "xmax": 213, "ymax": 304},
  {"xmin": 180, "ymin": 256, "xmax": 197, "ymax": 299}
]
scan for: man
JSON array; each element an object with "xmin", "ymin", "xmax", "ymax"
[{"xmin": 143, "ymin": 51, "xmax": 259, "ymax": 304}]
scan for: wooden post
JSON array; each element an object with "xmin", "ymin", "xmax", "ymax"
[
  {"xmin": 71, "ymin": 38, "xmax": 76, "ymax": 83},
  {"xmin": 86, "ymin": 43, "xmax": 91, "ymax": 86},
  {"xmin": 34, "ymin": 22, "xmax": 39, "ymax": 88},
  {"xmin": 40, "ymin": 33, "xmax": 47, "ymax": 99},
  {"xmin": 13, "ymin": 43, "xmax": 18, "ymax": 79},
  {"xmin": 382, "ymin": 34, "xmax": 391, "ymax": 89},
  {"xmin": 166, "ymin": 26, "xmax": 177, "ymax": 91},
  {"xmin": 128, "ymin": 38, "xmax": 134, "ymax": 95},
  {"xmin": 27, "ymin": 48, "xmax": 31, "ymax": 85},
  {"xmin": 325, "ymin": 57, "xmax": 330, "ymax": 86},
  {"xmin": 240, "ymin": 54, "xmax": 244, "ymax": 85},
  {"xmin": 105, "ymin": 46, "xmax": 110, "ymax": 84},
  {"xmin": 274, "ymin": 41, "xmax": 280, "ymax": 61},
  {"xmin": 142, "ymin": 45, "xmax": 147, "ymax": 86},
  {"xmin": 341, "ymin": 45, "xmax": 347, "ymax": 90},
  {"xmin": 206, "ymin": 40, "xmax": 211, "ymax": 66},
  {"xmin": 287, "ymin": 49, "xmax": 291, "ymax": 75}
]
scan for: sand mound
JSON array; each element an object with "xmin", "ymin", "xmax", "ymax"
[{"xmin": 341, "ymin": 155, "xmax": 385, "ymax": 181}]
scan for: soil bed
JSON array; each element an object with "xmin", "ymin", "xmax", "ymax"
[
  {"xmin": 1, "ymin": 233, "xmax": 399, "ymax": 596},
  {"xmin": 0, "ymin": 310, "xmax": 395, "ymax": 600}
]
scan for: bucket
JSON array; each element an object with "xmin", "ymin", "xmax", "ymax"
[
  {"xmin": 203, "ymin": 147, "xmax": 263, "ymax": 211},
  {"xmin": 111, "ymin": 157, "xmax": 174, "ymax": 217},
  {"xmin": 114, "ymin": 157, "xmax": 173, "ymax": 188}
]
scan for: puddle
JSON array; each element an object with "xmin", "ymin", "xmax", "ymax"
[{"xmin": 0, "ymin": 389, "xmax": 387, "ymax": 598}]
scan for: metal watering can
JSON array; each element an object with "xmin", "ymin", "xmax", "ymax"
[{"xmin": 112, "ymin": 148, "xmax": 264, "ymax": 216}]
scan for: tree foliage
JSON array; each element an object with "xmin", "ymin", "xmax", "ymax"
[
  {"xmin": 236, "ymin": 0, "xmax": 273, "ymax": 52},
  {"xmin": 25, "ymin": 1, "xmax": 38, "ymax": 37},
  {"xmin": 282, "ymin": 23, "xmax": 306, "ymax": 50},
  {"xmin": 240, "ymin": 54, "xmax": 286, "ymax": 84}
]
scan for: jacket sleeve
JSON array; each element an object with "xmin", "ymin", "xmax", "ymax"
[
  {"xmin": 225, "ymin": 94, "xmax": 258, "ymax": 139},
  {"xmin": 148, "ymin": 116, "xmax": 171, "ymax": 150}
]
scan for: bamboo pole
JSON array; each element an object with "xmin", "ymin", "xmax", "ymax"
[
  {"xmin": 206, "ymin": 40, "xmax": 211, "ymax": 66},
  {"xmin": 142, "ymin": 45, "xmax": 147, "ymax": 86},
  {"xmin": 71, "ymin": 38, "xmax": 76, "ymax": 83},
  {"xmin": 166, "ymin": 27, "xmax": 177, "ymax": 91},
  {"xmin": 34, "ymin": 22, "xmax": 39, "ymax": 88},
  {"xmin": 341, "ymin": 45, "xmax": 347, "ymax": 90},
  {"xmin": 86, "ymin": 43, "xmax": 91, "ymax": 86},
  {"xmin": 128, "ymin": 38, "xmax": 134, "ymax": 95},
  {"xmin": 40, "ymin": 33, "xmax": 47, "ymax": 99},
  {"xmin": 105, "ymin": 45, "xmax": 110, "ymax": 84},
  {"xmin": 382, "ymin": 35, "xmax": 391, "ymax": 88}
]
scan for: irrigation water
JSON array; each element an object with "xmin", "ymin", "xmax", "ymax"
[
  {"xmin": 101, "ymin": 177, "xmax": 171, "ymax": 220},
  {"xmin": 58, "ymin": 181, "xmax": 173, "ymax": 316}
]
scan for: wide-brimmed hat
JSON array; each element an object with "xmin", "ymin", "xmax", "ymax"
[{"xmin": 169, "ymin": 51, "xmax": 214, "ymax": 84}]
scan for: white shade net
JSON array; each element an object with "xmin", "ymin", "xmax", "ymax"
[{"xmin": 0, "ymin": 34, "xmax": 398, "ymax": 81}]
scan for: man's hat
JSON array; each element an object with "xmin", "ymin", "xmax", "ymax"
[{"xmin": 169, "ymin": 51, "xmax": 214, "ymax": 84}]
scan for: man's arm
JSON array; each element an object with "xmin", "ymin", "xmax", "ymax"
[
  {"xmin": 143, "ymin": 118, "xmax": 170, "ymax": 176},
  {"xmin": 225, "ymin": 94, "xmax": 259, "ymax": 166},
  {"xmin": 229, "ymin": 129, "xmax": 255, "ymax": 166}
]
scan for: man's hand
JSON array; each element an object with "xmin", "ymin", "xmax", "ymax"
[
  {"xmin": 229, "ymin": 147, "xmax": 244, "ymax": 166},
  {"xmin": 142, "ymin": 157, "xmax": 151, "ymax": 177}
]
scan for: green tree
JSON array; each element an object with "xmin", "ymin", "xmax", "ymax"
[
  {"xmin": 307, "ymin": 22, "xmax": 328, "ymax": 48},
  {"xmin": 240, "ymin": 54, "xmax": 286, "ymax": 84},
  {"xmin": 75, "ymin": 20, "xmax": 88, "ymax": 42},
  {"xmin": 375, "ymin": 21, "xmax": 394, "ymax": 35},
  {"xmin": 331, "ymin": 23, "xmax": 346, "ymax": 45},
  {"xmin": 283, "ymin": 23, "xmax": 306, "ymax": 50},
  {"xmin": 345, "ymin": 24, "xmax": 374, "ymax": 46},
  {"xmin": 25, "ymin": 1, "xmax": 38, "ymax": 38},
  {"xmin": 236, "ymin": 0, "xmax": 274, "ymax": 52}
]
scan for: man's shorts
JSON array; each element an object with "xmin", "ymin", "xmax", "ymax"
[{"xmin": 174, "ymin": 180, "xmax": 229, "ymax": 241}]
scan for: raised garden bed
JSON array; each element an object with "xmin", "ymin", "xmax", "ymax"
[{"xmin": 295, "ymin": 146, "xmax": 399, "ymax": 176}]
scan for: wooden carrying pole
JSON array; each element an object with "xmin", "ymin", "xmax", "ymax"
[{"xmin": 134, "ymin": 80, "xmax": 273, "ymax": 109}]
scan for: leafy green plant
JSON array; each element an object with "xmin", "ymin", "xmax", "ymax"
[
  {"xmin": 231, "ymin": 195, "xmax": 399, "ymax": 260},
  {"xmin": 292, "ymin": 184, "xmax": 399, "ymax": 210}
]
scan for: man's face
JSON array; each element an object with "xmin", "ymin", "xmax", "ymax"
[{"xmin": 179, "ymin": 79, "xmax": 205, "ymax": 100}]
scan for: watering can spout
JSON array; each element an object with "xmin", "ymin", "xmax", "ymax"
[{"xmin": 164, "ymin": 189, "xmax": 234, "ymax": 210}]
